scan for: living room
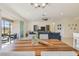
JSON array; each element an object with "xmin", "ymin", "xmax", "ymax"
[{"xmin": 0, "ymin": 3, "xmax": 79, "ymax": 56}]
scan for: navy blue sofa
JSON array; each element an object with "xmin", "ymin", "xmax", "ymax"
[
  {"xmin": 48, "ymin": 32, "xmax": 61, "ymax": 40},
  {"xmin": 38, "ymin": 32, "xmax": 61, "ymax": 40},
  {"xmin": 29, "ymin": 32, "xmax": 61, "ymax": 40}
]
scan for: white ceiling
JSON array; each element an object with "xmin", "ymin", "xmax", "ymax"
[{"xmin": 1, "ymin": 3, "xmax": 79, "ymax": 21}]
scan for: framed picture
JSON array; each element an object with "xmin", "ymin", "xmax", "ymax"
[{"xmin": 75, "ymin": 24, "xmax": 77, "ymax": 26}]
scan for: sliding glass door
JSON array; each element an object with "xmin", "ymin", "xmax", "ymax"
[{"xmin": 1, "ymin": 19, "xmax": 11, "ymax": 44}]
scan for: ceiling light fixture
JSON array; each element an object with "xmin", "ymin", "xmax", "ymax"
[
  {"xmin": 42, "ymin": 13, "xmax": 48, "ymax": 21},
  {"xmin": 31, "ymin": 3, "xmax": 48, "ymax": 8}
]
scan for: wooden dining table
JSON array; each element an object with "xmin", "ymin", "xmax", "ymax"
[{"xmin": 13, "ymin": 39, "xmax": 79, "ymax": 56}]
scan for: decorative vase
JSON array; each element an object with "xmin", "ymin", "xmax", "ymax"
[{"xmin": 32, "ymin": 36, "xmax": 38, "ymax": 45}]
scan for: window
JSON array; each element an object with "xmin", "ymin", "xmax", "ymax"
[
  {"xmin": 2, "ymin": 20, "xmax": 11, "ymax": 35},
  {"xmin": 1, "ymin": 19, "xmax": 12, "ymax": 44}
]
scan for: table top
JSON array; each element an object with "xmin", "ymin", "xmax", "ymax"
[
  {"xmin": 13, "ymin": 39, "xmax": 77, "ymax": 51},
  {"xmin": 13, "ymin": 39, "xmax": 79, "ymax": 56}
]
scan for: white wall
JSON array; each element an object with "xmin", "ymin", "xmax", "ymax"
[
  {"xmin": 11, "ymin": 20, "xmax": 20, "ymax": 39},
  {"xmin": 60, "ymin": 19, "xmax": 79, "ymax": 47}
]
